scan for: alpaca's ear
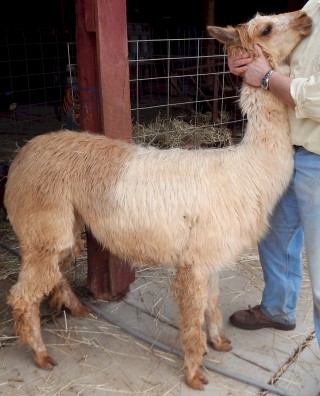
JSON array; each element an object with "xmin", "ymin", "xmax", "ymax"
[{"xmin": 207, "ymin": 26, "xmax": 240, "ymax": 46}]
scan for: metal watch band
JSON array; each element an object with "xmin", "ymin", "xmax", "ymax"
[{"xmin": 261, "ymin": 69, "xmax": 274, "ymax": 90}]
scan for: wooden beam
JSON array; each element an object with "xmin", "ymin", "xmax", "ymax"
[
  {"xmin": 75, "ymin": 0, "xmax": 135, "ymax": 300},
  {"xmin": 205, "ymin": 0, "xmax": 215, "ymax": 31},
  {"xmin": 95, "ymin": 0, "xmax": 132, "ymax": 140}
]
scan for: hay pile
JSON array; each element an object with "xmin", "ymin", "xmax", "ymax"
[{"xmin": 133, "ymin": 113, "xmax": 233, "ymax": 149}]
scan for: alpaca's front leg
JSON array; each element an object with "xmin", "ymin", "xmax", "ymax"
[
  {"xmin": 172, "ymin": 265, "xmax": 209, "ymax": 390},
  {"xmin": 205, "ymin": 272, "xmax": 232, "ymax": 351}
]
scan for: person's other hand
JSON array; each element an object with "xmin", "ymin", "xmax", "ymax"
[{"xmin": 227, "ymin": 51, "xmax": 252, "ymax": 77}]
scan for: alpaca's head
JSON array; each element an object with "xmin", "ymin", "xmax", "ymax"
[{"xmin": 207, "ymin": 10, "xmax": 312, "ymax": 68}]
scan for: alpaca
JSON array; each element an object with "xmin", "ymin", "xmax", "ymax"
[{"xmin": 4, "ymin": 10, "xmax": 312, "ymax": 390}]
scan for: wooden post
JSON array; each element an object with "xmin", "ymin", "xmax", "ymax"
[
  {"xmin": 75, "ymin": 0, "xmax": 135, "ymax": 300},
  {"xmin": 95, "ymin": 0, "xmax": 132, "ymax": 141},
  {"xmin": 204, "ymin": 0, "xmax": 215, "ymax": 28}
]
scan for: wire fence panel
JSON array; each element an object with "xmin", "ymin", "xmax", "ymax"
[
  {"xmin": 128, "ymin": 36, "xmax": 246, "ymax": 148},
  {"xmin": 0, "ymin": 28, "xmax": 77, "ymax": 140},
  {"xmin": 0, "ymin": 30, "xmax": 246, "ymax": 162}
]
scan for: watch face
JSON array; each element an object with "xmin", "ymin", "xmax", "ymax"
[
  {"xmin": 261, "ymin": 70, "xmax": 273, "ymax": 90},
  {"xmin": 261, "ymin": 75, "xmax": 269, "ymax": 90}
]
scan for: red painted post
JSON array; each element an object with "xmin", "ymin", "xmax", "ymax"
[
  {"xmin": 75, "ymin": 0, "xmax": 135, "ymax": 300},
  {"xmin": 95, "ymin": 0, "xmax": 132, "ymax": 141}
]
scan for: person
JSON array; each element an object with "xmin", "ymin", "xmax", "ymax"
[{"xmin": 227, "ymin": 0, "xmax": 320, "ymax": 347}]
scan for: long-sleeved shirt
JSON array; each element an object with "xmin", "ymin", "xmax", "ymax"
[{"xmin": 289, "ymin": 0, "xmax": 320, "ymax": 154}]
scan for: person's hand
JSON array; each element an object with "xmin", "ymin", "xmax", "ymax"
[
  {"xmin": 228, "ymin": 44, "xmax": 273, "ymax": 87},
  {"xmin": 242, "ymin": 44, "xmax": 272, "ymax": 87},
  {"xmin": 228, "ymin": 51, "xmax": 252, "ymax": 77}
]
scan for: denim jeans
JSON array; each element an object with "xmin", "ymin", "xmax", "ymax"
[{"xmin": 258, "ymin": 146, "xmax": 320, "ymax": 346}]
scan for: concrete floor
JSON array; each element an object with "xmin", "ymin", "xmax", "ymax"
[{"xmin": 0, "ymin": 236, "xmax": 319, "ymax": 396}]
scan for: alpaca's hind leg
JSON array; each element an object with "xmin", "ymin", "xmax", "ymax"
[
  {"xmin": 205, "ymin": 272, "xmax": 232, "ymax": 352},
  {"xmin": 172, "ymin": 265, "xmax": 209, "ymax": 390},
  {"xmin": 49, "ymin": 240, "xmax": 90, "ymax": 317},
  {"xmin": 50, "ymin": 277, "xmax": 90, "ymax": 317},
  {"xmin": 7, "ymin": 248, "xmax": 62, "ymax": 370}
]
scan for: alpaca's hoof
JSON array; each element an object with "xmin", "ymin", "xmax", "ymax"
[
  {"xmin": 70, "ymin": 304, "xmax": 91, "ymax": 317},
  {"xmin": 34, "ymin": 351, "xmax": 58, "ymax": 370},
  {"xmin": 186, "ymin": 370, "xmax": 208, "ymax": 390},
  {"xmin": 208, "ymin": 335, "xmax": 232, "ymax": 352}
]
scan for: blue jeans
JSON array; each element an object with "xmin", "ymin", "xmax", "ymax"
[{"xmin": 259, "ymin": 146, "xmax": 320, "ymax": 346}]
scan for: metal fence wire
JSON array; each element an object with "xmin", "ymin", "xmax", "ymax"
[
  {"xmin": 0, "ymin": 29, "xmax": 246, "ymax": 158},
  {"xmin": 129, "ymin": 35, "xmax": 245, "ymax": 148}
]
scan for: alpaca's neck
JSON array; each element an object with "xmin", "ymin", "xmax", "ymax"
[
  {"xmin": 235, "ymin": 72, "xmax": 294, "ymax": 212},
  {"xmin": 240, "ymin": 81, "xmax": 290, "ymax": 148},
  {"xmin": 240, "ymin": 61, "xmax": 290, "ymax": 131}
]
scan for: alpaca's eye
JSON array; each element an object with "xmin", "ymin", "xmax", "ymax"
[{"xmin": 261, "ymin": 25, "xmax": 272, "ymax": 36}]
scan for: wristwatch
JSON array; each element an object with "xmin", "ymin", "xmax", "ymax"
[{"xmin": 261, "ymin": 69, "xmax": 274, "ymax": 90}]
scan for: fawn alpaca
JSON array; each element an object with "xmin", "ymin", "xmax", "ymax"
[{"xmin": 4, "ymin": 10, "xmax": 312, "ymax": 391}]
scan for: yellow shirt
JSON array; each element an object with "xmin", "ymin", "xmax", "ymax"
[{"xmin": 289, "ymin": 0, "xmax": 320, "ymax": 154}]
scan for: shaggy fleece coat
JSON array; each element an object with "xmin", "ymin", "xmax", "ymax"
[{"xmin": 4, "ymin": 9, "xmax": 312, "ymax": 391}]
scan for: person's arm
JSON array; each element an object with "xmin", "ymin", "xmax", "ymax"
[
  {"xmin": 228, "ymin": 44, "xmax": 295, "ymax": 108},
  {"xmin": 268, "ymin": 71, "xmax": 294, "ymax": 108}
]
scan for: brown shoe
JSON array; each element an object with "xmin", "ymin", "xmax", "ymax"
[{"xmin": 229, "ymin": 305, "xmax": 296, "ymax": 331}]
